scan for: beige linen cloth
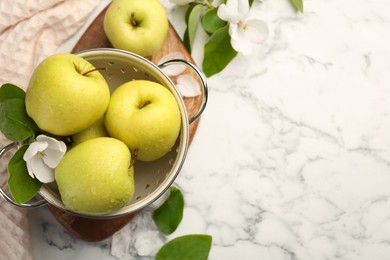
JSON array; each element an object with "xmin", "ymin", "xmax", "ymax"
[{"xmin": 0, "ymin": 0, "xmax": 99, "ymax": 259}]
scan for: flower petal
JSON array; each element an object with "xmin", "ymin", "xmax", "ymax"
[
  {"xmin": 228, "ymin": 23, "xmax": 239, "ymax": 40},
  {"xmin": 218, "ymin": 0, "xmax": 249, "ymax": 23},
  {"xmin": 218, "ymin": 3, "xmax": 241, "ymax": 23},
  {"xmin": 230, "ymin": 23, "xmax": 255, "ymax": 55},
  {"xmin": 158, "ymin": 52, "xmax": 186, "ymax": 76},
  {"xmin": 176, "ymin": 74, "xmax": 201, "ymax": 97},
  {"xmin": 246, "ymin": 19, "xmax": 269, "ymax": 43},
  {"xmin": 231, "ymin": 35, "xmax": 253, "ymax": 55},
  {"xmin": 26, "ymin": 159, "xmax": 35, "ymax": 179},
  {"xmin": 23, "ymin": 141, "xmax": 48, "ymax": 161},
  {"xmin": 30, "ymin": 155, "xmax": 55, "ymax": 183},
  {"xmin": 235, "ymin": 0, "xmax": 250, "ymax": 15},
  {"xmin": 37, "ymin": 135, "xmax": 66, "ymax": 152},
  {"xmin": 43, "ymin": 148, "xmax": 66, "ymax": 168}
]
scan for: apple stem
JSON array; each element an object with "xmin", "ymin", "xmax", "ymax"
[
  {"xmin": 129, "ymin": 149, "xmax": 138, "ymax": 168},
  {"xmin": 138, "ymin": 100, "xmax": 151, "ymax": 109},
  {"xmin": 82, "ymin": 67, "xmax": 107, "ymax": 76},
  {"xmin": 130, "ymin": 12, "xmax": 138, "ymax": 27}
]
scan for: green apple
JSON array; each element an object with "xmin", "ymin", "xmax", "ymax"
[
  {"xmin": 25, "ymin": 53, "xmax": 110, "ymax": 136},
  {"xmin": 55, "ymin": 137, "xmax": 134, "ymax": 214},
  {"xmin": 104, "ymin": 80, "xmax": 181, "ymax": 161},
  {"xmin": 71, "ymin": 117, "xmax": 109, "ymax": 146},
  {"xmin": 103, "ymin": 0, "xmax": 169, "ymax": 57}
]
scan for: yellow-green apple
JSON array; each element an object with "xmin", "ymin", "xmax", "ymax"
[
  {"xmin": 25, "ymin": 53, "xmax": 110, "ymax": 136},
  {"xmin": 104, "ymin": 80, "xmax": 181, "ymax": 161},
  {"xmin": 71, "ymin": 117, "xmax": 109, "ymax": 146},
  {"xmin": 103, "ymin": 0, "xmax": 169, "ymax": 57},
  {"xmin": 55, "ymin": 137, "xmax": 134, "ymax": 214}
]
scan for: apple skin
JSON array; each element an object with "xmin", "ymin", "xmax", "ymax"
[
  {"xmin": 25, "ymin": 53, "xmax": 110, "ymax": 136},
  {"xmin": 55, "ymin": 137, "xmax": 134, "ymax": 214},
  {"xmin": 71, "ymin": 117, "xmax": 109, "ymax": 146},
  {"xmin": 103, "ymin": 0, "xmax": 169, "ymax": 57},
  {"xmin": 104, "ymin": 80, "xmax": 181, "ymax": 161}
]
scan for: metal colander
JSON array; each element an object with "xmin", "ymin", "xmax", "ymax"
[{"xmin": 0, "ymin": 48, "xmax": 208, "ymax": 218}]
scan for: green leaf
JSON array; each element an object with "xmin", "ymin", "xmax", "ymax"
[
  {"xmin": 202, "ymin": 25, "xmax": 238, "ymax": 77},
  {"xmin": 183, "ymin": 4, "xmax": 195, "ymax": 52},
  {"xmin": 156, "ymin": 234, "xmax": 212, "ymax": 260},
  {"xmin": 290, "ymin": 0, "xmax": 303, "ymax": 12},
  {"xmin": 202, "ymin": 8, "xmax": 227, "ymax": 35},
  {"xmin": 153, "ymin": 186, "xmax": 184, "ymax": 235},
  {"xmin": 8, "ymin": 145, "xmax": 42, "ymax": 204},
  {"xmin": 187, "ymin": 4, "xmax": 204, "ymax": 52},
  {"xmin": 183, "ymin": 28, "xmax": 191, "ymax": 52},
  {"xmin": 0, "ymin": 99, "xmax": 37, "ymax": 141},
  {"xmin": 0, "ymin": 83, "xmax": 26, "ymax": 102},
  {"xmin": 185, "ymin": 3, "xmax": 197, "ymax": 24}
]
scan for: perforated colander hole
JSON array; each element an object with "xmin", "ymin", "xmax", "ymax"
[
  {"xmin": 157, "ymin": 169, "xmax": 162, "ymax": 175},
  {"xmin": 132, "ymin": 67, "xmax": 139, "ymax": 72},
  {"xmin": 144, "ymin": 184, "xmax": 150, "ymax": 190},
  {"xmin": 156, "ymin": 178, "xmax": 162, "ymax": 185},
  {"xmin": 168, "ymin": 158, "xmax": 174, "ymax": 165},
  {"xmin": 120, "ymin": 67, "xmax": 127, "ymax": 74},
  {"xmin": 107, "ymin": 61, "xmax": 114, "ymax": 66},
  {"xmin": 107, "ymin": 72, "xmax": 114, "ymax": 80},
  {"xmin": 135, "ymin": 195, "xmax": 142, "ymax": 200},
  {"xmin": 176, "ymin": 147, "xmax": 179, "ymax": 153}
]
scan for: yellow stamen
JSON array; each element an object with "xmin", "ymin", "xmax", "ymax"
[
  {"xmin": 238, "ymin": 21, "xmax": 248, "ymax": 31},
  {"xmin": 38, "ymin": 151, "xmax": 45, "ymax": 158}
]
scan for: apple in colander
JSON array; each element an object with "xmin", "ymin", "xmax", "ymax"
[
  {"xmin": 71, "ymin": 117, "xmax": 109, "ymax": 147},
  {"xmin": 104, "ymin": 80, "xmax": 181, "ymax": 162},
  {"xmin": 55, "ymin": 137, "xmax": 135, "ymax": 214},
  {"xmin": 25, "ymin": 53, "xmax": 110, "ymax": 136}
]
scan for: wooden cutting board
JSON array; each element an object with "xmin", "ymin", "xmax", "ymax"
[{"xmin": 48, "ymin": 5, "xmax": 204, "ymax": 242}]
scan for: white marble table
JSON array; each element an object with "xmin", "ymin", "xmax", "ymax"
[{"xmin": 28, "ymin": 0, "xmax": 390, "ymax": 259}]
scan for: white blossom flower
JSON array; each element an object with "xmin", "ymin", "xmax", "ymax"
[
  {"xmin": 217, "ymin": 0, "xmax": 268, "ymax": 55},
  {"xmin": 23, "ymin": 135, "xmax": 67, "ymax": 183},
  {"xmin": 158, "ymin": 52, "xmax": 201, "ymax": 97}
]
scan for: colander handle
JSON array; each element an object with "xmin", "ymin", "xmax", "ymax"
[
  {"xmin": 0, "ymin": 142, "xmax": 48, "ymax": 208},
  {"xmin": 159, "ymin": 59, "xmax": 208, "ymax": 125}
]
